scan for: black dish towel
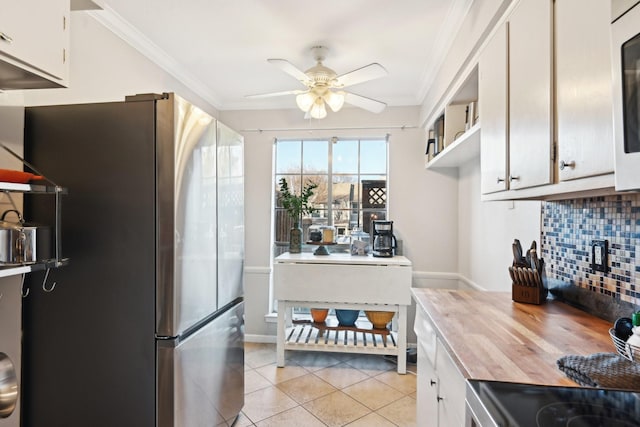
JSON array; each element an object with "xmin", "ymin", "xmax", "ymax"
[{"xmin": 557, "ymin": 352, "xmax": 640, "ymax": 390}]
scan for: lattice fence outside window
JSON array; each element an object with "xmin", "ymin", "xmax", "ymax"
[{"xmin": 362, "ymin": 179, "xmax": 386, "ymax": 233}]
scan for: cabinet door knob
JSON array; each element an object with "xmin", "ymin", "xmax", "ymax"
[
  {"xmin": 509, "ymin": 175, "xmax": 520, "ymax": 182},
  {"xmin": 437, "ymin": 396, "xmax": 444, "ymax": 402},
  {"xmin": 496, "ymin": 177, "xmax": 505, "ymax": 183},
  {"xmin": 559, "ymin": 160, "xmax": 575, "ymax": 170},
  {"xmin": 430, "ymin": 379, "xmax": 437, "ymax": 386},
  {"xmin": 0, "ymin": 32, "xmax": 13, "ymax": 43}
]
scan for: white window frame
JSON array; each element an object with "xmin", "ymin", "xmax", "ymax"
[{"xmin": 269, "ymin": 136, "xmax": 389, "ymax": 315}]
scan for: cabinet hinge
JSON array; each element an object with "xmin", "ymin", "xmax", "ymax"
[
  {"xmin": 63, "ymin": 48, "xmax": 66, "ymax": 64},
  {"xmin": 63, "ymin": 16, "xmax": 67, "ymax": 30},
  {"xmin": 552, "ymin": 141, "xmax": 557, "ymax": 162}
]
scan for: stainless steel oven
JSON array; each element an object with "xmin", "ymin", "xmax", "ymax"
[{"xmin": 612, "ymin": 0, "xmax": 640, "ymax": 191}]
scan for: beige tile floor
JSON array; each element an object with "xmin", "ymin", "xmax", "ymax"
[{"xmin": 236, "ymin": 343, "xmax": 417, "ymax": 427}]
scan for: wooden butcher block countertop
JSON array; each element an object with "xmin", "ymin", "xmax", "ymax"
[{"xmin": 412, "ymin": 288, "xmax": 615, "ymax": 387}]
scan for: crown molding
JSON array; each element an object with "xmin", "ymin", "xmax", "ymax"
[
  {"xmin": 416, "ymin": 0, "xmax": 474, "ymax": 104},
  {"xmin": 71, "ymin": 0, "xmax": 102, "ymax": 11},
  {"xmin": 86, "ymin": 5, "xmax": 223, "ymax": 109}
]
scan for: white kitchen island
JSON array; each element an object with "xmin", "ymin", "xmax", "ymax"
[{"xmin": 273, "ymin": 252, "xmax": 412, "ymax": 374}]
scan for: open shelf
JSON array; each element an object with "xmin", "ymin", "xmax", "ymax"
[
  {"xmin": 425, "ymin": 122, "xmax": 481, "ymax": 169},
  {"xmin": 285, "ymin": 322, "xmax": 399, "ymax": 355},
  {"xmin": 0, "ymin": 181, "xmax": 67, "ymax": 194},
  {"xmin": 0, "ymin": 258, "xmax": 70, "ymax": 279},
  {"xmin": 0, "ymin": 181, "xmax": 68, "ymax": 279}
]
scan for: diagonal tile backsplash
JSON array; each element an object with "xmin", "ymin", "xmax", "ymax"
[{"xmin": 541, "ymin": 194, "xmax": 640, "ymax": 317}]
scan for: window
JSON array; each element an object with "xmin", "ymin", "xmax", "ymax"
[{"xmin": 273, "ymin": 137, "xmax": 388, "ymax": 256}]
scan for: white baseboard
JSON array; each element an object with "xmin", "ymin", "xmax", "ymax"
[
  {"xmin": 412, "ymin": 270, "xmax": 487, "ymax": 291},
  {"xmin": 245, "ymin": 334, "xmax": 277, "ymax": 344},
  {"xmin": 458, "ymin": 274, "xmax": 486, "ymax": 291},
  {"xmin": 245, "ymin": 266, "xmax": 272, "ymax": 275}
]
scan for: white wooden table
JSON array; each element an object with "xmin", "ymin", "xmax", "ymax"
[{"xmin": 273, "ymin": 252, "xmax": 412, "ymax": 374}]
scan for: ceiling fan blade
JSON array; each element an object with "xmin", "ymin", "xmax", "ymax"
[
  {"xmin": 344, "ymin": 92, "xmax": 387, "ymax": 113},
  {"xmin": 335, "ymin": 63, "xmax": 387, "ymax": 88},
  {"xmin": 245, "ymin": 89, "xmax": 307, "ymax": 99},
  {"xmin": 267, "ymin": 59, "xmax": 312, "ymax": 85}
]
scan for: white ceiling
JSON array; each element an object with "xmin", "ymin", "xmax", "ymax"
[{"xmin": 88, "ymin": 0, "xmax": 471, "ymax": 112}]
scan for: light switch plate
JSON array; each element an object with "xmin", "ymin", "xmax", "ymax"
[{"xmin": 591, "ymin": 239, "xmax": 608, "ymax": 273}]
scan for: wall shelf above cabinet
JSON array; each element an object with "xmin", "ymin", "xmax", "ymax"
[
  {"xmin": 425, "ymin": 122, "xmax": 480, "ymax": 169},
  {"xmin": 424, "ymin": 61, "xmax": 479, "ymax": 171}
]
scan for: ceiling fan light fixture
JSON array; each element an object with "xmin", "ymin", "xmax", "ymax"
[
  {"xmin": 295, "ymin": 92, "xmax": 315, "ymax": 112},
  {"xmin": 309, "ymin": 99, "xmax": 327, "ymax": 119},
  {"xmin": 324, "ymin": 90, "xmax": 345, "ymax": 112},
  {"xmin": 258, "ymin": 46, "xmax": 388, "ymax": 118}
]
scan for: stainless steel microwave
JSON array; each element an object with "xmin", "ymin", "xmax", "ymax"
[{"xmin": 612, "ymin": 0, "xmax": 640, "ymax": 191}]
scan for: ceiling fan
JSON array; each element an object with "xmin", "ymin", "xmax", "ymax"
[{"xmin": 246, "ymin": 46, "xmax": 388, "ymax": 119}]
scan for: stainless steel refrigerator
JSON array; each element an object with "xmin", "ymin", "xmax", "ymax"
[{"xmin": 21, "ymin": 93, "xmax": 244, "ymax": 427}]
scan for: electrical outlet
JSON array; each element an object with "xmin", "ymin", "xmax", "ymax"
[{"xmin": 591, "ymin": 239, "xmax": 608, "ymax": 273}]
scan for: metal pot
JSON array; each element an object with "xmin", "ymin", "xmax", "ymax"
[
  {"xmin": 0, "ymin": 209, "xmax": 51, "ymax": 265},
  {"xmin": 0, "ymin": 353, "xmax": 18, "ymax": 418}
]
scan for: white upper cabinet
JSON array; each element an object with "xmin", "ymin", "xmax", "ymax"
[
  {"xmin": 0, "ymin": 0, "xmax": 70, "ymax": 89},
  {"xmin": 508, "ymin": 0, "xmax": 554, "ymax": 190},
  {"xmin": 555, "ymin": 0, "xmax": 614, "ymax": 181},
  {"xmin": 479, "ymin": 23, "xmax": 509, "ymax": 194}
]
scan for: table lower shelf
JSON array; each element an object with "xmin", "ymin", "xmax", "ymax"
[{"xmin": 284, "ymin": 322, "xmax": 399, "ymax": 355}]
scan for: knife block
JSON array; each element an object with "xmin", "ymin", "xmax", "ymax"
[
  {"xmin": 512, "ymin": 283, "xmax": 547, "ymax": 305},
  {"xmin": 509, "ymin": 265, "xmax": 547, "ymax": 305}
]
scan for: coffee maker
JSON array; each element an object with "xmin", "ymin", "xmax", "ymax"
[{"xmin": 371, "ymin": 220, "xmax": 397, "ymax": 257}]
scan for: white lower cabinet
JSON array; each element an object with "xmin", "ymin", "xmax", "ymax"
[
  {"xmin": 435, "ymin": 340, "xmax": 466, "ymax": 427},
  {"xmin": 417, "ymin": 340, "xmax": 439, "ymax": 425},
  {"xmin": 415, "ymin": 309, "xmax": 466, "ymax": 427}
]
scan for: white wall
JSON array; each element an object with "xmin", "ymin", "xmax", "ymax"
[{"xmin": 457, "ymin": 158, "xmax": 541, "ymax": 291}]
